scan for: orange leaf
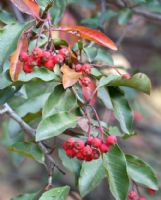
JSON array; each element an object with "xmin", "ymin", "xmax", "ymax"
[
  {"xmin": 10, "ymin": 37, "xmax": 28, "ymax": 81},
  {"xmin": 55, "ymin": 26, "xmax": 118, "ymax": 51},
  {"xmin": 61, "ymin": 64, "xmax": 82, "ymax": 89},
  {"xmin": 10, "ymin": 0, "xmax": 40, "ymax": 18},
  {"xmin": 80, "ymin": 79, "xmax": 97, "ymax": 106}
]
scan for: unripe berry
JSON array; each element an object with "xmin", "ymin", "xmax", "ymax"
[
  {"xmin": 80, "ymin": 77, "xmax": 91, "ymax": 87},
  {"xmin": 32, "ymin": 47, "xmax": 42, "ymax": 58},
  {"xmin": 19, "ymin": 51, "xmax": 29, "ymax": 62},
  {"xmin": 44, "ymin": 59, "xmax": 55, "ymax": 70},
  {"xmin": 74, "ymin": 139, "xmax": 85, "ymax": 150},
  {"xmin": 63, "ymin": 138, "xmax": 75, "ymax": 150},
  {"xmin": 59, "ymin": 47, "xmax": 69, "ymax": 58},
  {"xmin": 91, "ymin": 137, "xmax": 102, "ymax": 148},
  {"xmin": 92, "ymin": 149, "xmax": 100, "ymax": 160},
  {"xmin": 23, "ymin": 64, "xmax": 33, "ymax": 73},
  {"xmin": 147, "ymin": 188, "xmax": 156, "ymax": 195},
  {"xmin": 138, "ymin": 197, "xmax": 146, "ymax": 200},
  {"xmin": 128, "ymin": 191, "xmax": 137, "ymax": 200},
  {"xmin": 106, "ymin": 135, "xmax": 117, "ymax": 146},
  {"xmin": 82, "ymin": 64, "xmax": 92, "ymax": 74},
  {"xmin": 53, "ymin": 54, "xmax": 64, "ymax": 64},
  {"xmin": 99, "ymin": 143, "xmax": 109, "ymax": 153},
  {"xmin": 66, "ymin": 149, "xmax": 76, "ymax": 158},
  {"xmin": 75, "ymin": 64, "xmax": 83, "ymax": 72}
]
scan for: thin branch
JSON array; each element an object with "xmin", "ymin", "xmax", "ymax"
[{"xmin": 1, "ymin": 103, "xmax": 65, "ymax": 176}]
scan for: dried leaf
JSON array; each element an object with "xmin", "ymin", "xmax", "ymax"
[
  {"xmin": 55, "ymin": 26, "xmax": 118, "ymax": 51},
  {"xmin": 61, "ymin": 64, "xmax": 82, "ymax": 89},
  {"xmin": 10, "ymin": 36, "xmax": 28, "ymax": 81},
  {"xmin": 10, "ymin": 0, "xmax": 40, "ymax": 18}
]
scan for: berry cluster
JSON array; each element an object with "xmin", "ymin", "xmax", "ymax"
[
  {"xmin": 19, "ymin": 47, "xmax": 69, "ymax": 73},
  {"xmin": 74, "ymin": 64, "xmax": 92, "ymax": 74},
  {"xmin": 63, "ymin": 135, "xmax": 117, "ymax": 162},
  {"xmin": 128, "ymin": 191, "xmax": 146, "ymax": 200}
]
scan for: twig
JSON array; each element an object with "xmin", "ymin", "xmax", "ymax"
[{"xmin": 0, "ymin": 103, "xmax": 65, "ymax": 176}]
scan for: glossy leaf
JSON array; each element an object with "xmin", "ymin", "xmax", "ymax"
[
  {"xmin": 42, "ymin": 85, "xmax": 77, "ymax": 119},
  {"xmin": 8, "ymin": 142, "xmax": 45, "ymax": 163},
  {"xmin": 109, "ymin": 87, "xmax": 133, "ymax": 134},
  {"xmin": 36, "ymin": 112, "xmax": 78, "ymax": 141},
  {"xmin": 103, "ymin": 146, "xmax": 129, "ymax": 200},
  {"xmin": 0, "ymin": 72, "xmax": 12, "ymax": 90},
  {"xmin": 11, "ymin": 192, "xmax": 41, "ymax": 200},
  {"xmin": 98, "ymin": 73, "xmax": 151, "ymax": 94},
  {"xmin": 0, "ymin": 21, "xmax": 33, "ymax": 67},
  {"xmin": 10, "ymin": 36, "xmax": 28, "ymax": 81},
  {"xmin": 59, "ymin": 149, "xmax": 81, "ymax": 180},
  {"xmin": 126, "ymin": 154, "xmax": 159, "ymax": 190},
  {"xmin": 80, "ymin": 79, "xmax": 97, "ymax": 106},
  {"xmin": 0, "ymin": 9, "xmax": 16, "ymax": 24},
  {"xmin": 39, "ymin": 186, "xmax": 70, "ymax": 200},
  {"xmin": 61, "ymin": 64, "xmax": 82, "ymax": 89},
  {"xmin": 55, "ymin": 26, "xmax": 118, "ymax": 50},
  {"xmin": 10, "ymin": 0, "xmax": 40, "ymax": 18},
  {"xmin": 79, "ymin": 158, "xmax": 105, "ymax": 197},
  {"xmin": 18, "ymin": 67, "xmax": 57, "ymax": 82}
]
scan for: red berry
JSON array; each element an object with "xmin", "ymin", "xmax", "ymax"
[
  {"xmin": 91, "ymin": 137, "xmax": 102, "ymax": 148},
  {"xmin": 147, "ymin": 188, "xmax": 156, "ymax": 195},
  {"xmin": 32, "ymin": 47, "xmax": 42, "ymax": 58},
  {"xmin": 106, "ymin": 135, "xmax": 117, "ymax": 146},
  {"xmin": 19, "ymin": 51, "xmax": 29, "ymax": 62},
  {"xmin": 87, "ymin": 136, "xmax": 94, "ymax": 145},
  {"xmin": 66, "ymin": 149, "xmax": 76, "ymax": 158},
  {"xmin": 53, "ymin": 54, "xmax": 64, "ymax": 64},
  {"xmin": 63, "ymin": 138, "xmax": 75, "ymax": 150},
  {"xmin": 44, "ymin": 59, "xmax": 55, "ymax": 70},
  {"xmin": 82, "ymin": 64, "xmax": 92, "ymax": 74},
  {"xmin": 122, "ymin": 73, "xmax": 131, "ymax": 79},
  {"xmin": 75, "ymin": 64, "xmax": 83, "ymax": 72},
  {"xmin": 84, "ymin": 154, "xmax": 93, "ymax": 161},
  {"xmin": 82, "ymin": 145, "xmax": 93, "ymax": 157},
  {"xmin": 30, "ymin": 57, "xmax": 42, "ymax": 67},
  {"xmin": 99, "ymin": 143, "xmax": 109, "ymax": 153},
  {"xmin": 74, "ymin": 139, "xmax": 85, "ymax": 150},
  {"xmin": 128, "ymin": 191, "xmax": 137, "ymax": 200},
  {"xmin": 80, "ymin": 77, "xmax": 91, "ymax": 87},
  {"xmin": 23, "ymin": 64, "xmax": 33, "ymax": 73},
  {"xmin": 92, "ymin": 149, "xmax": 100, "ymax": 160},
  {"xmin": 138, "ymin": 197, "xmax": 146, "ymax": 200},
  {"xmin": 59, "ymin": 47, "xmax": 69, "ymax": 58},
  {"xmin": 76, "ymin": 151, "xmax": 84, "ymax": 160},
  {"xmin": 41, "ymin": 51, "xmax": 51, "ymax": 62}
]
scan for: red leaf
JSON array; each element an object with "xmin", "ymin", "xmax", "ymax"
[
  {"xmin": 80, "ymin": 78, "xmax": 97, "ymax": 106},
  {"xmin": 10, "ymin": 0, "xmax": 40, "ymax": 18},
  {"xmin": 10, "ymin": 36, "xmax": 28, "ymax": 81},
  {"xmin": 55, "ymin": 26, "xmax": 118, "ymax": 51}
]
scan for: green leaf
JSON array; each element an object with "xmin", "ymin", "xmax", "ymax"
[
  {"xmin": 0, "ymin": 21, "xmax": 33, "ymax": 67},
  {"xmin": 126, "ymin": 154, "xmax": 159, "ymax": 190},
  {"xmin": 78, "ymin": 158, "xmax": 105, "ymax": 197},
  {"xmin": 11, "ymin": 190, "xmax": 43, "ymax": 200},
  {"xmin": 98, "ymin": 87, "xmax": 113, "ymax": 110},
  {"xmin": 8, "ymin": 142, "xmax": 45, "ymax": 163},
  {"xmin": 118, "ymin": 8, "xmax": 133, "ymax": 25},
  {"xmin": 98, "ymin": 73, "xmax": 151, "ymax": 94},
  {"xmin": 0, "ymin": 9, "xmax": 16, "ymax": 24},
  {"xmin": 94, "ymin": 48, "xmax": 113, "ymax": 65},
  {"xmin": 108, "ymin": 126, "xmax": 122, "ymax": 136},
  {"xmin": 36, "ymin": 112, "xmax": 78, "ymax": 141},
  {"xmin": 18, "ymin": 67, "xmax": 57, "ymax": 82},
  {"xmin": 43, "ymin": 85, "xmax": 77, "ymax": 119},
  {"xmin": 39, "ymin": 186, "xmax": 70, "ymax": 200},
  {"xmin": 0, "ymin": 71, "xmax": 12, "ymax": 89},
  {"xmin": 58, "ymin": 149, "xmax": 81, "ymax": 180},
  {"xmin": 103, "ymin": 146, "xmax": 129, "ymax": 200},
  {"xmin": 83, "ymin": 46, "xmax": 98, "ymax": 63},
  {"xmin": 109, "ymin": 87, "xmax": 133, "ymax": 134}
]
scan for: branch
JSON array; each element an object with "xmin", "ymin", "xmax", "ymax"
[{"xmin": 0, "ymin": 103, "xmax": 65, "ymax": 177}]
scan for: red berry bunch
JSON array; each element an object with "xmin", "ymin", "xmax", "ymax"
[
  {"xmin": 74, "ymin": 64, "xmax": 92, "ymax": 74},
  {"xmin": 19, "ymin": 47, "xmax": 69, "ymax": 73},
  {"xmin": 63, "ymin": 135, "xmax": 117, "ymax": 162},
  {"xmin": 128, "ymin": 190, "xmax": 147, "ymax": 200}
]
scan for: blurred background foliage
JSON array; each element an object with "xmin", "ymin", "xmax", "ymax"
[{"xmin": 0, "ymin": 0, "xmax": 161, "ymax": 199}]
